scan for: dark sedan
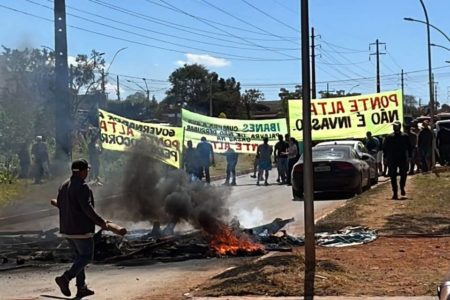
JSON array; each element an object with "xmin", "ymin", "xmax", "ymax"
[{"xmin": 292, "ymin": 145, "xmax": 371, "ymax": 199}]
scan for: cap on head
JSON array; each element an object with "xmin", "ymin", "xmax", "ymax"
[{"xmin": 71, "ymin": 159, "xmax": 90, "ymax": 172}]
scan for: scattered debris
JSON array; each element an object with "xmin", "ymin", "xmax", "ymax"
[{"xmin": 316, "ymin": 226, "xmax": 377, "ymax": 247}]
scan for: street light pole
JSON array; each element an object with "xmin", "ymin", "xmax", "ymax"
[
  {"xmin": 404, "ymin": 17, "xmax": 450, "ymax": 44},
  {"xmin": 300, "ymin": 0, "xmax": 315, "ymax": 299},
  {"xmin": 418, "ymin": 0, "xmax": 436, "ymax": 168},
  {"xmin": 348, "ymin": 84, "xmax": 360, "ymax": 94},
  {"xmin": 143, "ymin": 78, "xmax": 150, "ymax": 101}
]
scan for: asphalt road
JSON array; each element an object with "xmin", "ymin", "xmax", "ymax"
[{"xmin": 0, "ymin": 171, "xmax": 349, "ymax": 235}]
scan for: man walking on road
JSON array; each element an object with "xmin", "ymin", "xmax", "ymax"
[
  {"xmin": 223, "ymin": 148, "xmax": 238, "ymax": 186},
  {"xmin": 256, "ymin": 137, "xmax": 273, "ymax": 186},
  {"xmin": 383, "ymin": 122, "xmax": 412, "ymax": 200},
  {"xmin": 418, "ymin": 121, "xmax": 434, "ymax": 172},
  {"xmin": 274, "ymin": 134, "xmax": 289, "ymax": 184},
  {"xmin": 196, "ymin": 137, "xmax": 215, "ymax": 183},
  {"xmin": 53, "ymin": 159, "xmax": 110, "ymax": 298}
]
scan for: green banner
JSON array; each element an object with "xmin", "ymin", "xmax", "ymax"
[{"xmin": 182, "ymin": 109, "xmax": 288, "ymax": 153}]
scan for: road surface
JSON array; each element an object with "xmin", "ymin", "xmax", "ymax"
[{"xmin": 0, "ymin": 172, "xmax": 353, "ymax": 300}]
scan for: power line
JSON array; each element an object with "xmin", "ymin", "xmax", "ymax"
[
  {"xmin": 37, "ymin": 0, "xmax": 298, "ymax": 52},
  {"xmin": 90, "ymin": 0, "xmax": 296, "ymax": 41},
  {"xmin": 239, "ymin": 0, "xmax": 299, "ymax": 33},
  {"xmin": 27, "ymin": 0, "xmax": 296, "ymax": 61},
  {"xmin": 153, "ymin": 0, "xmax": 299, "ymax": 59},
  {"xmin": 2, "ymin": 3, "xmax": 297, "ymax": 62}
]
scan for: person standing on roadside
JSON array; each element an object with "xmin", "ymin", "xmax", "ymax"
[
  {"xmin": 183, "ymin": 140, "xmax": 200, "ymax": 182},
  {"xmin": 286, "ymin": 137, "xmax": 299, "ymax": 186},
  {"xmin": 256, "ymin": 137, "xmax": 273, "ymax": 186},
  {"xmin": 274, "ymin": 134, "xmax": 289, "ymax": 184},
  {"xmin": 437, "ymin": 125, "xmax": 450, "ymax": 166},
  {"xmin": 365, "ymin": 131, "xmax": 380, "ymax": 156},
  {"xmin": 223, "ymin": 148, "xmax": 239, "ymax": 186},
  {"xmin": 196, "ymin": 137, "xmax": 215, "ymax": 184},
  {"xmin": 383, "ymin": 122, "xmax": 412, "ymax": 200},
  {"xmin": 31, "ymin": 136, "xmax": 49, "ymax": 184},
  {"xmin": 406, "ymin": 125, "xmax": 419, "ymax": 175},
  {"xmin": 53, "ymin": 159, "xmax": 111, "ymax": 298},
  {"xmin": 418, "ymin": 121, "xmax": 434, "ymax": 172}
]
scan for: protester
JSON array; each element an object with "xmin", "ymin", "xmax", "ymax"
[
  {"xmin": 250, "ymin": 154, "xmax": 259, "ymax": 179},
  {"xmin": 256, "ymin": 137, "xmax": 273, "ymax": 186},
  {"xmin": 274, "ymin": 134, "xmax": 289, "ymax": 184},
  {"xmin": 383, "ymin": 122, "xmax": 412, "ymax": 200},
  {"xmin": 437, "ymin": 125, "xmax": 450, "ymax": 166},
  {"xmin": 53, "ymin": 159, "xmax": 110, "ymax": 298},
  {"xmin": 223, "ymin": 148, "xmax": 238, "ymax": 186},
  {"xmin": 365, "ymin": 131, "xmax": 380, "ymax": 156},
  {"xmin": 31, "ymin": 136, "xmax": 49, "ymax": 184},
  {"xmin": 18, "ymin": 143, "xmax": 30, "ymax": 178},
  {"xmin": 374, "ymin": 135, "xmax": 384, "ymax": 175},
  {"xmin": 87, "ymin": 129, "xmax": 101, "ymax": 182},
  {"xmin": 183, "ymin": 140, "xmax": 200, "ymax": 182},
  {"xmin": 196, "ymin": 137, "xmax": 215, "ymax": 183},
  {"xmin": 286, "ymin": 137, "xmax": 299, "ymax": 186},
  {"xmin": 406, "ymin": 125, "xmax": 419, "ymax": 175},
  {"xmin": 418, "ymin": 121, "xmax": 434, "ymax": 172}
]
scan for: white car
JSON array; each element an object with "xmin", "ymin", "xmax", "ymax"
[{"xmin": 315, "ymin": 140, "xmax": 379, "ymax": 185}]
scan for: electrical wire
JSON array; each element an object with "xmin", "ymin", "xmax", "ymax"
[{"xmin": 239, "ymin": 0, "xmax": 299, "ymax": 33}]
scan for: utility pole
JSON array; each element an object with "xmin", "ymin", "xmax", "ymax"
[
  {"xmin": 143, "ymin": 78, "xmax": 150, "ymax": 101},
  {"xmin": 369, "ymin": 39, "xmax": 386, "ymax": 93},
  {"xmin": 310, "ymin": 27, "xmax": 319, "ymax": 100},
  {"xmin": 101, "ymin": 69, "xmax": 106, "ymax": 96},
  {"xmin": 401, "ymin": 69, "xmax": 405, "ymax": 114},
  {"xmin": 116, "ymin": 75, "xmax": 120, "ymax": 101},
  {"xmin": 54, "ymin": 0, "xmax": 71, "ymax": 165},
  {"xmin": 301, "ymin": 0, "xmax": 315, "ymax": 299},
  {"xmin": 209, "ymin": 77, "xmax": 213, "ymax": 117}
]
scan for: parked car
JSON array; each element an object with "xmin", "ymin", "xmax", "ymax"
[
  {"xmin": 292, "ymin": 145, "xmax": 371, "ymax": 199},
  {"xmin": 315, "ymin": 140, "xmax": 378, "ymax": 184}
]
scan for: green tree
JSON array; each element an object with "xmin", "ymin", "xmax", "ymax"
[
  {"xmin": 165, "ymin": 64, "xmax": 241, "ymax": 118},
  {"xmin": 278, "ymin": 85, "xmax": 302, "ymax": 116},
  {"xmin": 240, "ymin": 89, "xmax": 264, "ymax": 119}
]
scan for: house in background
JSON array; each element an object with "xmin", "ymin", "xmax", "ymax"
[{"xmin": 251, "ymin": 100, "xmax": 284, "ymax": 120}]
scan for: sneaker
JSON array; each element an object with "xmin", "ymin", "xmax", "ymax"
[
  {"xmin": 76, "ymin": 286, "xmax": 95, "ymax": 298},
  {"xmin": 276, "ymin": 178, "xmax": 280, "ymax": 183},
  {"xmin": 401, "ymin": 189, "xmax": 406, "ymax": 196},
  {"xmin": 231, "ymin": 182, "xmax": 236, "ymax": 186},
  {"xmin": 55, "ymin": 276, "xmax": 71, "ymax": 297},
  {"xmin": 264, "ymin": 182, "xmax": 269, "ymax": 186},
  {"xmin": 250, "ymin": 175, "xmax": 256, "ymax": 178},
  {"xmin": 392, "ymin": 194, "xmax": 399, "ymax": 200},
  {"xmin": 256, "ymin": 182, "xmax": 260, "ymax": 186}
]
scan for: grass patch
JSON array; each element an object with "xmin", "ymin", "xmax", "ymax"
[
  {"xmin": 382, "ymin": 173, "xmax": 450, "ymax": 234},
  {"xmin": 315, "ymin": 185, "xmax": 387, "ymax": 232},
  {"xmin": 0, "ymin": 180, "xmax": 27, "ymax": 208}
]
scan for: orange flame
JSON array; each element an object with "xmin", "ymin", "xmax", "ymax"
[{"xmin": 209, "ymin": 224, "xmax": 264, "ymax": 255}]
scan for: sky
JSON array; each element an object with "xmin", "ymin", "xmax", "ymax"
[{"xmin": 0, "ymin": 0, "xmax": 449, "ymax": 105}]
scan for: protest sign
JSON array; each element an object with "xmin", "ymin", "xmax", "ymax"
[
  {"xmin": 288, "ymin": 90, "xmax": 403, "ymax": 141},
  {"xmin": 182, "ymin": 109, "xmax": 288, "ymax": 153},
  {"xmin": 98, "ymin": 109, "xmax": 183, "ymax": 168}
]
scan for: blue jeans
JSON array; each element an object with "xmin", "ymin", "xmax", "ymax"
[
  {"xmin": 64, "ymin": 238, "xmax": 94, "ymax": 288},
  {"xmin": 276, "ymin": 157, "xmax": 288, "ymax": 183}
]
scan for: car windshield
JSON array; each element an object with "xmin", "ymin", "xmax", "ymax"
[{"xmin": 312, "ymin": 147, "xmax": 350, "ymax": 160}]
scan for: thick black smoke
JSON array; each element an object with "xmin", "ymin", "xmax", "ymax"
[{"xmin": 101, "ymin": 139, "xmax": 230, "ymax": 234}]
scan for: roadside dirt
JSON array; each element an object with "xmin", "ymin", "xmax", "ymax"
[{"xmin": 194, "ymin": 172, "xmax": 450, "ymax": 297}]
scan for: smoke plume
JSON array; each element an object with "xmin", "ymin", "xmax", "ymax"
[{"xmin": 101, "ymin": 139, "xmax": 230, "ymax": 234}]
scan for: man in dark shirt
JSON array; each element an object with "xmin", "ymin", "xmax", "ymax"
[
  {"xmin": 196, "ymin": 137, "xmax": 215, "ymax": 183},
  {"xmin": 418, "ymin": 121, "xmax": 434, "ymax": 172},
  {"xmin": 274, "ymin": 134, "xmax": 289, "ymax": 184},
  {"xmin": 183, "ymin": 140, "xmax": 201, "ymax": 181},
  {"xmin": 53, "ymin": 159, "xmax": 108, "ymax": 298},
  {"xmin": 437, "ymin": 126, "xmax": 450, "ymax": 166},
  {"xmin": 383, "ymin": 122, "xmax": 412, "ymax": 200},
  {"xmin": 223, "ymin": 148, "xmax": 239, "ymax": 186},
  {"xmin": 365, "ymin": 131, "xmax": 380, "ymax": 155}
]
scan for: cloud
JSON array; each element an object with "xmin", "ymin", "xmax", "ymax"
[{"xmin": 176, "ymin": 53, "xmax": 231, "ymax": 68}]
